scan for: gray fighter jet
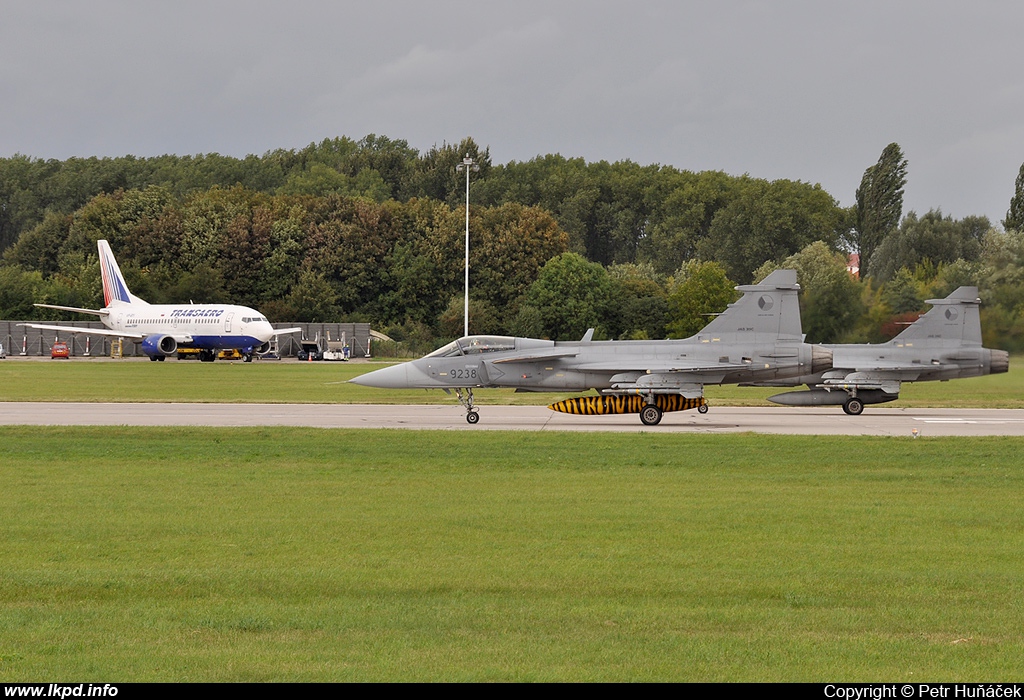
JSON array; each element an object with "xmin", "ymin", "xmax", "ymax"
[
  {"xmin": 757, "ymin": 286, "xmax": 1009, "ymax": 414},
  {"xmin": 350, "ymin": 269, "xmax": 832, "ymax": 425}
]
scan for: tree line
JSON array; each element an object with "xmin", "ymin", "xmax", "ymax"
[{"xmin": 2, "ymin": 136, "xmax": 1024, "ymax": 352}]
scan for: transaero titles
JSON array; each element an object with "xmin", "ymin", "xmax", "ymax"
[
  {"xmin": 825, "ymin": 686, "xmax": 1022, "ymax": 699},
  {"xmin": 168, "ymin": 309, "xmax": 225, "ymax": 318}
]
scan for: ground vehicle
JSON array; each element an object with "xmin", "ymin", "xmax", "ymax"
[
  {"xmin": 50, "ymin": 342, "xmax": 70, "ymax": 359},
  {"xmin": 321, "ymin": 340, "xmax": 350, "ymax": 361},
  {"xmin": 295, "ymin": 340, "xmax": 323, "ymax": 361}
]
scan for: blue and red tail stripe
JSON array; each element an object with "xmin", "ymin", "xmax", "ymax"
[{"xmin": 99, "ymin": 241, "xmax": 132, "ymax": 306}]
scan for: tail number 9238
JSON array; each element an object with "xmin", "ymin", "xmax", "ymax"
[{"xmin": 448, "ymin": 368, "xmax": 478, "ymax": 380}]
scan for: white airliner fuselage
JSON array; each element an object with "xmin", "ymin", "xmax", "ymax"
[{"xmin": 22, "ymin": 240, "xmax": 300, "ymax": 361}]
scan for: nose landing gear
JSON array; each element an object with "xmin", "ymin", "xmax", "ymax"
[{"xmin": 456, "ymin": 388, "xmax": 480, "ymax": 424}]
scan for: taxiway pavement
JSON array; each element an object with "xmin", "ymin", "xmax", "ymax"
[{"xmin": 1, "ymin": 402, "xmax": 1024, "ymax": 436}]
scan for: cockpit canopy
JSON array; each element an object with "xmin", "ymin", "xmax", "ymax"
[{"xmin": 426, "ymin": 336, "xmax": 517, "ymax": 358}]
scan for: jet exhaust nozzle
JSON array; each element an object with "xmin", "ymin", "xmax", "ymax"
[
  {"xmin": 810, "ymin": 345, "xmax": 833, "ymax": 374},
  {"xmin": 990, "ymin": 349, "xmax": 1010, "ymax": 375},
  {"xmin": 549, "ymin": 394, "xmax": 705, "ymax": 416}
]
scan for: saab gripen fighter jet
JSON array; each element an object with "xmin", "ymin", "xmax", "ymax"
[
  {"xmin": 351, "ymin": 269, "xmax": 832, "ymax": 425},
  {"xmin": 756, "ymin": 286, "xmax": 1009, "ymax": 415}
]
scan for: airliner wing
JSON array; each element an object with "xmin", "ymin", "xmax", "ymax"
[
  {"xmin": 19, "ymin": 323, "xmax": 145, "ymax": 341},
  {"xmin": 33, "ymin": 303, "xmax": 109, "ymax": 317}
]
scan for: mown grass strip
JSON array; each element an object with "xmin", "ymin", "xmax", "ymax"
[{"xmin": 2, "ymin": 427, "xmax": 1023, "ymax": 681}]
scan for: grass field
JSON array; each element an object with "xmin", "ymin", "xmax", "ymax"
[
  {"xmin": 0, "ymin": 356, "xmax": 1022, "ymax": 407},
  {"xmin": 2, "ymin": 427, "xmax": 1024, "ymax": 681}
]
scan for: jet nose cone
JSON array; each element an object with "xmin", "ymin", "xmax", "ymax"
[{"xmin": 350, "ymin": 362, "xmax": 434, "ymax": 389}]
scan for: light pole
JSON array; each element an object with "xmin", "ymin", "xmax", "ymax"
[{"xmin": 455, "ymin": 155, "xmax": 479, "ymax": 338}]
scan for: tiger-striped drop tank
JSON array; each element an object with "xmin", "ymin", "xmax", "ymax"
[{"xmin": 549, "ymin": 394, "xmax": 705, "ymax": 416}]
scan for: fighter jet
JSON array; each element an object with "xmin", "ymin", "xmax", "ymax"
[
  {"xmin": 756, "ymin": 286, "xmax": 1009, "ymax": 415},
  {"xmin": 350, "ymin": 269, "xmax": 832, "ymax": 425}
]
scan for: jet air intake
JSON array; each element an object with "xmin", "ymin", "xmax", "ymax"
[{"xmin": 549, "ymin": 394, "xmax": 705, "ymax": 416}]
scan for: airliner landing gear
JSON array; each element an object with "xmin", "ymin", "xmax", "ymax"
[
  {"xmin": 455, "ymin": 388, "xmax": 479, "ymax": 424},
  {"xmin": 199, "ymin": 350, "xmax": 216, "ymax": 363},
  {"xmin": 243, "ymin": 353, "xmax": 253, "ymax": 363}
]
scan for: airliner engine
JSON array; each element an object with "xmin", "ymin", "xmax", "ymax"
[{"xmin": 140, "ymin": 334, "xmax": 177, "ymax": 358}]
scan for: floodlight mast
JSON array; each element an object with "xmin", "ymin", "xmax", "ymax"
[{"xmin": 456, "ymin": 155, "xmax": 479, "ymax": 338}]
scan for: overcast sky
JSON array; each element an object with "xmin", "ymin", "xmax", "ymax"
[{"xmin": 2, "ymin": 1, "xmax": 1022, "ymax": 227}]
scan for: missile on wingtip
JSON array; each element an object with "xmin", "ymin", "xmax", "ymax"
[{"xmin": 548, "ymin": 394, "xmax": 705, "ymax": 416}]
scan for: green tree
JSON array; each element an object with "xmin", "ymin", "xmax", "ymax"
[
  {"xmin": 1004, "ymin": 162, "xmax": 1024, "ymax": 233},
  {"xmin": 699, "ymin": 178, "xmax": 844, "ymax": 283},
  {"xmin": 882, "ymin": 268, "xmax": 925, "ymax": 315},
  {"xmin": 4, "ymin": 211, "xmax": 72, "ymax": 275},
  {"xmin": 869, "ymin": 210, "xmax": 989, "ymax": 282},
  {"xmin": 665, "ymin": 261, "xmax": 737, "ymax": 338},
  {"xmin": 346, "ymin": 134, "xmax": 419, "ymax": 200},
  {"xmin": 410, "ymin": 137, "xmax": 491, "ymax": 208},
  {"xmin": 438, "ymin": 296, "xmax": 503, "ymax": 338},
  {"xmin": 285, "ymin": 269, "xmax": 339, "ymax": 322},
  {"xmin": 637, "ymin": 170, "xmax": 736, "ymax": 275},
  {"xmin": 603, "ymin": 263, "xmax": 668, "ymax": 339},
  {"xmin": 470, "ymin": 203, "xmax": 569, "ymax": 319},
  {"xmin": 852, "ymin": 143, "xmax": 908, "ymax": 279},
  {"xmin": 520, "ymin": 253, "xmax": 612, "ymax": 340},
  {"xmin": 756, "ymin": 241, "xmax": 863, "ymax": 343},
  {"xmin": 0, "ymin": 265, "xmax": 43, "ymax": 318}
]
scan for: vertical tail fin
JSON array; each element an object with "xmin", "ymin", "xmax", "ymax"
[
  {"xmin": 98, "ymin": 240, "xmax": 145, "ymax": 306},
  {"xmin": 696, "ymin": 269, "xmax": 803, "ymax": 341},
  {"xmin": 893, "ymin": 286, "xmax": 982, "ymax": 346}
]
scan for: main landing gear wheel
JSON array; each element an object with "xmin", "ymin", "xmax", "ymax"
[
  {"xmin": 698, "ymin": 404, "xmax": 709, "ymax": 414},
  {"xmin": 243, "ymin": 353, "xmax": 253, "ymax": 362},
  {"xmin": 843, "ymin": 397, "xmax": 864, "ymax": 416},
  {"xmin": 639, "ymin": 404, "xmax": 663, "ymax": 426},
  {"xmin": 466, "ymin": 411, "xmax": 480, "ymax": 424}
]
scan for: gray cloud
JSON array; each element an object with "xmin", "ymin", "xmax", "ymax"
[{"xmin": 2, "ymin": 1, "xmax": 1022, "ymax": 226}]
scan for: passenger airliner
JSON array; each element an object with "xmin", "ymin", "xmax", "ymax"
[{"xmin": 22, "ymin": 240, "xmax": 301, "ymax": 361}]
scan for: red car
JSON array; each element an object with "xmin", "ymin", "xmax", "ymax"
[{"xmin": 50, "ymin": 342, "xmax": 70, "ymax": 359}]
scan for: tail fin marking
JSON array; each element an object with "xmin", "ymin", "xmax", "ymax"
[
  {"xmin": 697, "ymin": 269, "xmax": 803, "ymax": 341},
  {"xmin": 893, "ymin": 286, "xmax": 982, "ymax": 346},
  {"xmin": 98, "ymin": 240, "xmax": 134, "ymax": 306}
]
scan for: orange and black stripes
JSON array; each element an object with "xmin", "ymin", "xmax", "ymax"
[{"xmin": 548, "ymin": 394, "xmax": 705, "ymax": 415}]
